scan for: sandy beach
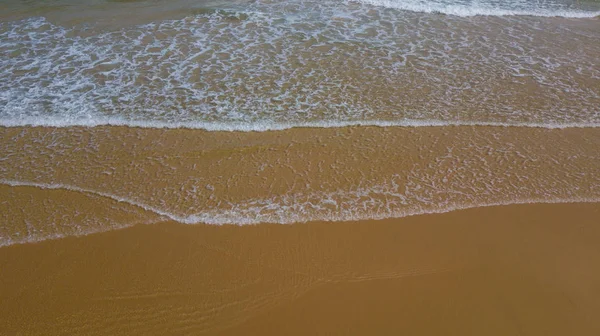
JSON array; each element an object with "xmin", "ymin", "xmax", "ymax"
[
  {"xmin": 2, "ymin": 0, "xmax": 600, "ymax": 334},
  {"xmin": 1, "ymin": 202, "xmax": 599, "ymax": 335},
  {"xmin": 1, "ymin": 124, "xmax": 599, "ymax": 334}
]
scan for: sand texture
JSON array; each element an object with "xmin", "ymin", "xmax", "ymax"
[{"xmin": 1, "ymin": 202, "xmax": 599, "ymax": 335}]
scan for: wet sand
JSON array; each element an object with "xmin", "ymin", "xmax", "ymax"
[
  {"xmin": 0, "ymin": 202, "xmax": 599, "ymax": 335},
  {"xmin": 2, "ymin": 1, "xmax": 599, "ymax": 334},
  {"xmin": 2, "ymin": 125, "xmax": 599, "ymax": 244},
  {"xmin": 1, "ymin": 125, "xmax": 598, "ymax": 334}
]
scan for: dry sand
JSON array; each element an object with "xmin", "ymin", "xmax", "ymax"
[{"xmin": 1, "ymin": 202, "xmax": 599, "ymax": 335}]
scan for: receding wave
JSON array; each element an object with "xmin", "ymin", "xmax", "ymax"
[
  {"xmin": 2, "ymin": 179, "xmax": 599, "ymax": 247},
  {"xmin": 1, "ymin": 125, "xmax": 598, "ymax": 247},
  {"xmin": 355, "ymin": 0, "xmax": 600, "ymax": 17}
]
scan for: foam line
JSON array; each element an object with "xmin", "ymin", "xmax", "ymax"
[
  {"xmin": 1, "ymin": 117, "xmax": 599, "ymax": 132},
  {"xmin": 0, "ymin": 179, "xmax": 185, "ymax": 223},
  {"xmin": 355, "ymin": 0, "xmax": 600, "ymax": 18},
  {"xmin": 2, "ymin": 179, "xmax": 599, "ymax": 227}
]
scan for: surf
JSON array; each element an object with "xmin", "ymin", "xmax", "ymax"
[
  {"xmin": 2, "ymin": 178, "xmax": 599, "ymax": 247},
  {"xmin": 2, "ymin": 6, "xmax": 599, "ymax": 130},
  {"xmin": 1, "ymin": 117, "xmax": 600, "ymax": 132},
  {"xmin": 353, "ymin": 0, "xmax": 600, "ymax": 17}
]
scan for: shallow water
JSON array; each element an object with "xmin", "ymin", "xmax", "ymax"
[{"xmin": 1, "ymin": 126, "xmax": 599, "ymax": 245}]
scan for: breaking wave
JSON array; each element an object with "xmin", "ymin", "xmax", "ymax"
[
  {"xmin": 1, "ymin": 116, "xmax": 600, "ymax": 131},
  {"xmin": 354, "ymin": 0, "xmax": 600, "ymax": 17}
]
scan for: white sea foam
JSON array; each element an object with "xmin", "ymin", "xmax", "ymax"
[
  {"xmin": 1, "ymin": 3, "xmax": 599, "ymax": 130},
  {"xmin": 354, "ymin": 0, "xmax": 600, "ymax": 17},
  {"xmin": 1, "ymin": 116, "xmax": 599, "ymax": 131},
  {"xmin": 1, "ymin": 178, "xmax": 599, "ymax": 247}
]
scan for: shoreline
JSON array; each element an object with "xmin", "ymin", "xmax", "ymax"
[
  {"xmin": 1, "ymin": 192, "xmax": 599, "ymax": 248},
  {"xmin": 2, "ymin": 1, "xmax": 600, "ymax": 334},
  {"xmin": 2, "ymin": 125, "xmax": 598, "ymax": 245},
  {"xmin": 2, "ymin": 119, "xmax": 600, "ymax": 132}
]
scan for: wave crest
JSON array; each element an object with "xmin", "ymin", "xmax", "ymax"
[
  {"xmin": 353, "ymin": 0, "xmax": 600, "ymax": 17},
  {"xmin": 1, "ymin": 116, "xmax": 600, "ymax": 131}
]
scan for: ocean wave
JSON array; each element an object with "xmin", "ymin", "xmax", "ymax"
[
  {"xmin": 353, "ymin": 0, "xmax": 600, "ymax": 17},
  {"xmin": 1, "ymin": 178, "xmax": 599, "ymax": 247},
  {"xmin": 1, "ymin": 117, "xmax": 599, "ymax": 131},
  {"xmin": 1, "ymin": 7, "xmax": 599, "ymax": 129}
]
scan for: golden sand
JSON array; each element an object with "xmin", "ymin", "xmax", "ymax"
[{"xmin": 0, "ymin": 203, "xmax": 599, "ymax": 335}]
